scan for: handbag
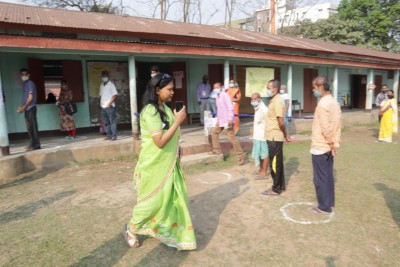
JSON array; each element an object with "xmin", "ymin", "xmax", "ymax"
[{"xmin": 63, "ymin": 102, "xmax": 78, "ymax": 115}]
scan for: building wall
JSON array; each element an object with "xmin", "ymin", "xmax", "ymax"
[
  {"xmin": 2, "ymin": 51, "xmax": 392, "ymax": 134},
  {"xmin": 1, "ymin": 52, "xmax": 127, "ymax": 133}
]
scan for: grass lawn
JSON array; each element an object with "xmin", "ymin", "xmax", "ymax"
[{"xmin": 0, "ymin": 124, "xmax": 399, "ymax": 266}]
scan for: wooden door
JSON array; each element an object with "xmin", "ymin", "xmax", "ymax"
[
  {"xmin": 28, "ymin": 58, "xmax": 45, "ymax": 103},
  {"xmin": 62, "ymin": 60, "xmax": 84, "ymax": 102},
  {"xmin": 351, "ymin": 75, "xmax": 367, "ymax": 109},
  {"xmin": 169, "ymin": 62, "xmax": 189, "ymax": 125},
  {"xmin": 374, "ymin": 75, "xmax": 382, "ymax": 97},
  {"xmin": 208, "ymin": 64, "xmax": 223, "ymax": 87},
  {"xmin": 303, "ymin": 68, "xmax": 319, "ymax": 113}
]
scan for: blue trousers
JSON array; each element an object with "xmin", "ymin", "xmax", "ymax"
[
  {"xmin": 312, "ymin": 152, "xmax": 335, "ymax": 212},
  {"xmin": 101, "ymin": 107, "xmax": 117, "ymax": 139}
]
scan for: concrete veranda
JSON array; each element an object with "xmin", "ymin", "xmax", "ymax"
[{"xmin": 0, "ymin": 110, "xmax": 378, "ymax": 183}]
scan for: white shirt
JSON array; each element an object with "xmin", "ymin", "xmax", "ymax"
[
  {"xmin": 253, "ymin": 101, "xmax": 268, "ymax": 141},
  {"xmin": 99, "ymin": 81, "xmax": 118, "ymax": 108}
]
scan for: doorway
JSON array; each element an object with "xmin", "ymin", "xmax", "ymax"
[
  {"xmin": 303, "ymin": 68, "xmax": 319, "ymax": 113},
  {"xmin": 136, "ymin": 61, "xmax": 189, "ymax": 124},
  {"xmin": 350, "ymin": 75, "xmax": 367, "ymax": 109}
]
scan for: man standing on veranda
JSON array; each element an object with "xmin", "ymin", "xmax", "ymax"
[
  {"xmin": 99, "ymin": 70, "xmax": 118, "ymax": 141},
  {"xmin": 262, "ymin": 80, "xmax": 290, "ymax": 196},
  {"xmin": 310, "ymin": 76, "xmax": 341, "ymax": 214},
  {"xmin": 17, "ymin": 68, "xmax": 41, "ymax": 151},
  {"xmin": 197, "ymin": 75, "xmax": 211, "ymax": 125}
]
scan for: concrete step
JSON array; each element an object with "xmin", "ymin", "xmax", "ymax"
[{"xmin": 180, "ymin": 152, "xmax": 223, "ymax": 167}]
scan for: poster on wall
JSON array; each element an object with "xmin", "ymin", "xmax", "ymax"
[
  {"xmin": 173, "ymin": 71, "xmax": 184, "ymax": 89},
  {"xmin": 245, "ymin": 68, "xmax": 275, "ymax": 97},
  {"xmin": 87, "ymin": 61, "xmax": 131, "ymax": 126}
]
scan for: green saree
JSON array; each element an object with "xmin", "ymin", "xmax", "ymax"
[{"xmin": 129, "ymin": 104, "xmax": 197, "ymax": 250}]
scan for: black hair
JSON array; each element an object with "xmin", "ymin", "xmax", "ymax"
[
  {"xmin": 20, "ymin": 68, "xmax": 29, "ymax": 74},
  {"xmin": 142, "ymin": 73, "xmax": 174, "ymax": 128},
  {"xmin": 150, "ymin": 66, "xmax": 159, "ymax": 72},
  {"xmin": 268, "ymin": 79, "xmax": 280, "ymax": 90},
  {"xmin": 313, "ymin": 76, "xmax": 330, "ymax": 91},
  {"xmin": 101, "ymin": 70, "xmax": 109, "ymax": 76}
]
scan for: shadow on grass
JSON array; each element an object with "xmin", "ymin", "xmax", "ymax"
[
  {"xmin": 285, "ymin": 157, "xmax": 300, "ymax": 188},
  {"xmin": 68, "ymin": 234, "xmax": 130, "ymax": 267},
  {"xmin": 71, "ymin": 178, "xmax": 248, "ymax": 267},
  {"xmin": 374, "ymin": 183, "xmax": 400, "ymax": 229},
  {"xmin": 325, "ymin": 255, "xmax": 336, "ymax": 267},
  {"xmin": 0, "ymin": 150, "xmax": 76, "ymax": 190},
  {"xmin": 135, "ymin": 178, "xmax": 249, "ymax": 266},
  {"xmin": 0, "ymin": 190, "xmax": 76, "ymax": 224},
  {"xmin": 0, "ymin": 168, "xmax": 54, "ymax": 190},
  {"xmin": 369, "ymin": 127, "xmax": 379, "ymax": 139}
]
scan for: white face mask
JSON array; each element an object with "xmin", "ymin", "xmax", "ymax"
[
  {"xmin": 251, "ymin": 101, "xmax": 259, "ymax": 107},
  {"xmin": 151, "ymin": 73, "xmax": 156, "ymax": 77},
  {"xmin": 21, "ymin": 75, "xmax": 29, "ymax": 82},
  {"xmin": 266, "ymin": 89, "xmax": 274, "ymax": 97},
  {"xmin": 279, "ymin": 90, "xmax": 285, "ymax": 94},
  {"xmin": 214, "ymin": 89, "xmax": 221, "ymax": 95},
  {"xmin": 229, "ymin": 83, "xmax": 235, "ymax": 88},
  {"xmin": 101, "ymin": 77, "xmax": 109, "ymax": 82}
]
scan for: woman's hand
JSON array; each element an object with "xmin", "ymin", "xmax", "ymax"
[{"xmin": 174, "ymin": 106, "xmax": 186, "ymax": 125}]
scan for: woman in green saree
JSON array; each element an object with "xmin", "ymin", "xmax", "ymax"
[{"xmin": 123, "ymin": 73, "xmax": 197, "ymax": 250}]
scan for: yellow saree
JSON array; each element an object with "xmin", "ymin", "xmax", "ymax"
[{"xmin": 378, "ymin": 99, "xmax": 398, "ymax": 143}]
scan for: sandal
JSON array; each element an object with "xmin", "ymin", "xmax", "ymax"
[{"xmin": 123, "ymin": 224, "xmax": 140, "ymax": 248}]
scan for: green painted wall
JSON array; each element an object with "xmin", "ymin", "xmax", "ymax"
[
  {"xmin": 1, "ymin": 52, "xmax": 128, "ymax": 133},
  {"xmin": 2, "ymin": 50, "xmax": 392, "ymax": 134}
]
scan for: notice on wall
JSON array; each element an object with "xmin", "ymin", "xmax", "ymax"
[
  {"xmin": 173, "ymin": 71, "xmax": 184, "ymax": 89},
  {"xmin": 86, "ymin": 61, "xmax": 130, "ymax": 126},
  {"xmin": 245, "ymin": 68, "xmax": 275, "ymax": 97}
]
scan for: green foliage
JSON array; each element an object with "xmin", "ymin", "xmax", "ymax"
[
  {"xmin": 338, "ymin": 0, "xmax": 400, "ymax": 52},
  {"xmin": 281, "ymin": 0, "xmax": 400, "ymax": 52},
  {"xmin": 28, "ymin": 0, "xmax": 126, "ymax": 15},
  {"xmin": 280, "ymin": 15, "xmax": 366, "ymax": 47}
]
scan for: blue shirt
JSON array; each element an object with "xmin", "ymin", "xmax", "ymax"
[
  {"xmin": 197, "ymin": 82, "xmax": 211, "ymax": 101},
  {"xmin": 22, "ymin": 80, "xmax": 37, "ymax": 110}
]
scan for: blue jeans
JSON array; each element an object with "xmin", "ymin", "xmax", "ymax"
[{"xmin": 101, "ymin": 107, "xmax": 117, "ymax": 139}]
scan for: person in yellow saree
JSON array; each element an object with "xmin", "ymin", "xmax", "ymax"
[
  {"xmin": 226, "ymin": 80, "xmax": 242, "ymax": 135},
  {"xmin": 378, "ymin": 90, "xmax": 398, "ymax": 143},
  {"xmin": 123, "ymin": 73, "xmax": 197, "ymax": 250}
]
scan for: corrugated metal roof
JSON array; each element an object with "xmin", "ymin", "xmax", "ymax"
[{"xmin": 0, "ymin": 2, "xmax": 399, "ymax": 62}]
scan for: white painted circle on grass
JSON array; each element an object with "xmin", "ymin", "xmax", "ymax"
[
  {"xmin": 280, "ymin": 202, "xmax": 335, "ymax": 225},
  {"xmin": 197, "ymin": 172, "xmax": 232, "ymax": 184}
]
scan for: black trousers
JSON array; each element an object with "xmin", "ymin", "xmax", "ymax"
[
  {"xmin": 312, "ymin": 152, "xmax": 335, "ymax": 212},
  {"xmin": 267, "ymin": 140, "xmax": 285, "ymax": 193},
  {"xmin": 25, "ymin": 106, "xmax": 41, "ymax": 149}
]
